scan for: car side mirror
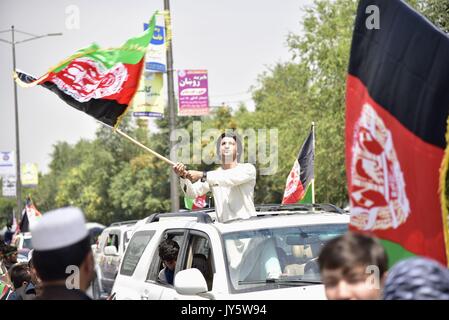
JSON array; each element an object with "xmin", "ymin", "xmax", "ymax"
[
  {"xmin": 104, "ymin": 245, "xmax": 118, "ymax": 256},
  {"xmin": 174, "ymin": 268, "xmax": 208, "ymax": 295}
]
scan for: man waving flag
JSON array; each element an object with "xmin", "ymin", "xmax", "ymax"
[
  {"xmin": 346, "ymin": 0, "xmax": 449, "ymax": 266},
  {"xmin": 15, "ymin": 13, "xmax": 158, "ymax": 128}
]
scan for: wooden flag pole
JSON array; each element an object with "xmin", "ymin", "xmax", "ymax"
[
  {"xmin": 115, "ymin": 128, "xmax": 176, "ymax": 166},
  {"xmin": 100, "ymin": 122, "xmax": 175, "ymax": 166}
]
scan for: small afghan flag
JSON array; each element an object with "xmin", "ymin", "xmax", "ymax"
[
  {"xmin": 0, "ymin": 282, "xmax": 12, "ymax": 300},
  {"xmin": 346, "ymin": 0, "xmax": 449, "ymax": 266},
  {"xmin": 282, "ymin": 126, "xmax": 315, "ymax": 204},
  {"xmin": 19, "ymin": 196, "xmax": 42, "ymax": 233},
  {"xmin": 184, "ymin": 195, "xmax": 208, "ymax": 210},
  {"xmin": 14, "ymin": 13, "xmax": 157, "ymax": 128}
]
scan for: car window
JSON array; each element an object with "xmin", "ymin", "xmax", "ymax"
[
  {"xmin": 106, "ymin": 233, "xmax": 120, "ymax": 252},
  {"xmin": 120, "ymin": 231, "xmax": 155, "ymax": 276},
  {"xmin": 180, "ymin": 232, "xmax": 214, "ymax": 291},
  {"xmin": 22, "ymin": 238, "xmax": 33, "ymax": 250},
  {"xmin": 223, "ymin": 223, "xmax": 347, "ymax": 292},
  {"xmin": 146, "ymin": 231, "xmax": 185, "ymax": 284}
]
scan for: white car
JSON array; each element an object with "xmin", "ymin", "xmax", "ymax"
[
  {"xmin": 111, "ymin": 204, "xmax": 349, "ymax": 300},
  {"xmin": 92, "ymin": 220, "xmax": 138, "ymax": 299},
  {"xmin": 12, "ymin": 232, "xmax": 33, "ymax": 251}
]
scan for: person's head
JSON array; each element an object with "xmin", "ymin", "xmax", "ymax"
[
  {"xmin": 3, "ymin": 245, "xmax": 18, "ymax": 264},
  {"xmin": 0, "ymin": 241, "xmax": 5, "ymax": 260},
  {"xmin": 216, "ymin": 131, "xmax": 243, "ymax": 165},
  {"xmin": 318, "ymin": 232, "xmax": 388, "ymax": 300},
  {"xmin": 31, "ymin": 207, "xmax": 95, "ymax": 292},
  {"xmin": 27, "ymin": 251, "xmax": 42, "ymax": 290},
  {"xmin": 383, "ymin": 257, "xmax": 449, "ymax": 300},
  {"xmin": 158, "ymin": 239, "xmax": 179, "ymax": 271},
  {"xmin": 9, "ymin": 262, "xmax": 31, "ymax": 290}
]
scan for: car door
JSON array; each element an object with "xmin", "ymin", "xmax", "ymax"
[
  {"xmin": 160, "ymin": 230, "xmax": 215, "ymax": 300},
  {"xmin": 96, "ymin": 230, "xmax": 109, "ymax": 289},
  {"xmin": 112, "ymin": 230, "xmax": 156, "ymax": 300},
  {"xmin": 102, "ymin": 230, "xmax": 121, "ymax": 293},
  {"xmin": 139, "ymin": 230, "xmax": 186, "ymax": 300}
]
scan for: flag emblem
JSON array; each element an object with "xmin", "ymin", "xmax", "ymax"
[
  {"xmin": 350, "ymin": 103, "xmax": 410, "ymax": 231},
  {"xmin": 51, "ymin": 58, "xmax": 128, "ymax": 102},
  {"xmin": 283, "ymin": 160, "xmax": 301, "ymax": 199}
]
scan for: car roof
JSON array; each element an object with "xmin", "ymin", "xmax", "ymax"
[
  {"xmin": 138, "ymin": 204, "xmax": 350, "ymax": 234},
  {"xmin": 86, "ymin": 222, "xmax": 106, "ymax": 230},
  {"xmin": 213, "ymin": 212, "xmax": 349, "ymax": 233},
  {"xmin": 104, "ymin": 220, "xmax": 139, "ymax": 232}
]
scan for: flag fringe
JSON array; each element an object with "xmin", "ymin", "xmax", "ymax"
[{"xmin": 439, "ymin": 116, "xmax": 449, "ymax": 267}]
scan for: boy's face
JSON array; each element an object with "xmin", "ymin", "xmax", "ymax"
[
  {"xmin": 321, "ymin": 265, "xmax": 383, "ymax": 300},
  {"xmin": 6, "ymin": 251, "xmax": 18, "ymax": 264},
  {"xmin": 163, "ymin": 259, "xmax": 176, "ymax": 271}
]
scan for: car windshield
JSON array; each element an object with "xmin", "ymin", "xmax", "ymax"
[{"xmin": 223, "ymin": 223, "xmax": 347, "ymax": 292}]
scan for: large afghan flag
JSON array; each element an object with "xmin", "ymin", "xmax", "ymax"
[
  {"xmin": 15, "ymin": 13, "xmax": 157, "ymax": 127},
  {"xmin": 282, "ymin": 126, "xmax": 315, "ymax": 204},
  {"xmin": 346, "ymin": 0, "xmax": 449, "ymax": 266}
]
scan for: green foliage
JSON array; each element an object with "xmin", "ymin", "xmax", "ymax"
[{"xmin": 0, "ymin": 196, "xmax": 15, "ymax": 227}]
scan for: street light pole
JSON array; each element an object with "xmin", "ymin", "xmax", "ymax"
[
  {"xmin": 11, "ymin": 26, "xmax": 22, "ymax": 223},
  {"xmin": 164, "ymin": 0, "xmax": 180, "ymax": 212},
  {"xmin": 0, "ymin": 27, "xmax": 62, "ymax": 223}
]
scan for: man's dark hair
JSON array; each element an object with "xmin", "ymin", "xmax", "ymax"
[
  {"xmin": 32, "ymin": 236, "xmax": 91, "ymax": 281},
  {"xmin": 318, "ymin": 232, "xmax": 388, "ymax": 276},
  {"xmin": 384, "ymin": 257, "xmax": 449, "ymax": 300},
  {"xmin": 9, "ymin": 263, "xmax": 31, "ymax": 289},
  {"xmin": 3, "ymin": 244, "xmax": 17, "ymax": 257},
  {"xmin": 0, "ymin": 241, "xmax": 6, "ymax": 253},
  {"xmin": 216, "ymin": 131, "xmax": 243, "ymax": 161},
  {"xmin": 158, "ymin": 239, "xmax": 179, "ymax": 262}
]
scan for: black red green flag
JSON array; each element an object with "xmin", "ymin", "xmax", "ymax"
[
  {"xmin": 346, "ymin": 0, "xmax": 449, "ymax": 266},
  {"xmin": 282, "ymin": 126, "xmax": 314, "ymax": 204},
  {"xmin": 15, "ymin": 13, "xmax": 157, "ymax": 128},
  {"xmin": 184, "ymin": 195, "xmax": 208, "ymax": 210}
]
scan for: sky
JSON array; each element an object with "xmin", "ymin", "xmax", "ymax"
[{"xmin": 0, "ymin": 0, "xmax": 313, "ymax": 174}]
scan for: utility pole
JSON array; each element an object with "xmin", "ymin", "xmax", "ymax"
[
  {"xmin": 164, "ymin": 0, "xmax": 179, "ymax": 212},
  {"xmin": 0, "ymin": 27, "xmax": 62, "ymax": 222},
  {"xmin": 11, "ymin": 26, "xmax": 22, "ymax": 224}
]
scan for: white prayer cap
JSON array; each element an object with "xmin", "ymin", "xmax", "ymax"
[{"xmin": 31, "ymin": 207, "xmax": 88, "ymax": 251}]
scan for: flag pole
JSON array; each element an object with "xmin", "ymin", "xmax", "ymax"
[
  {"xmin": 311, "ymin": 122, "xmax": 315, "ymax": 204},
  {"xmin": 115, "ymin": 128, "xmax": 176, "ymax": 166},
  {"xmin": 99, "ymin": 122, "xmax": 175, "ymax": 166}
]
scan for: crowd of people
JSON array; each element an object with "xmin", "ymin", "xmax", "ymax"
[{"xmin": 0, "ymin": 243, "xmax": 41, "ymax": 300}]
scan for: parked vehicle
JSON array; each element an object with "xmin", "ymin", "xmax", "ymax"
[
  {"xmin": 111, "ymin": 204, "xmax": 349, "ymax": 300},
  {"xmin": 86, "ymin": 222, "xmax": 106, "ymax": 248},
  {"xmin": 92, "ymin": 220, "xmax": 138, "ymax": 299},
  {"xmin": 12, "ymin": 232, "xmax": 33, "ymax": 250}
]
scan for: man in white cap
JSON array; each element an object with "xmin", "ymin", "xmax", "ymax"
[{"xmin": 31, "ymin": 207, "xmax": 94, "ymax": 300}]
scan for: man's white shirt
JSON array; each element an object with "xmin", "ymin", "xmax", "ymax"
[{"xmin": 179, "ymin": 163, "xmax": 257, "ymax": 222}]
